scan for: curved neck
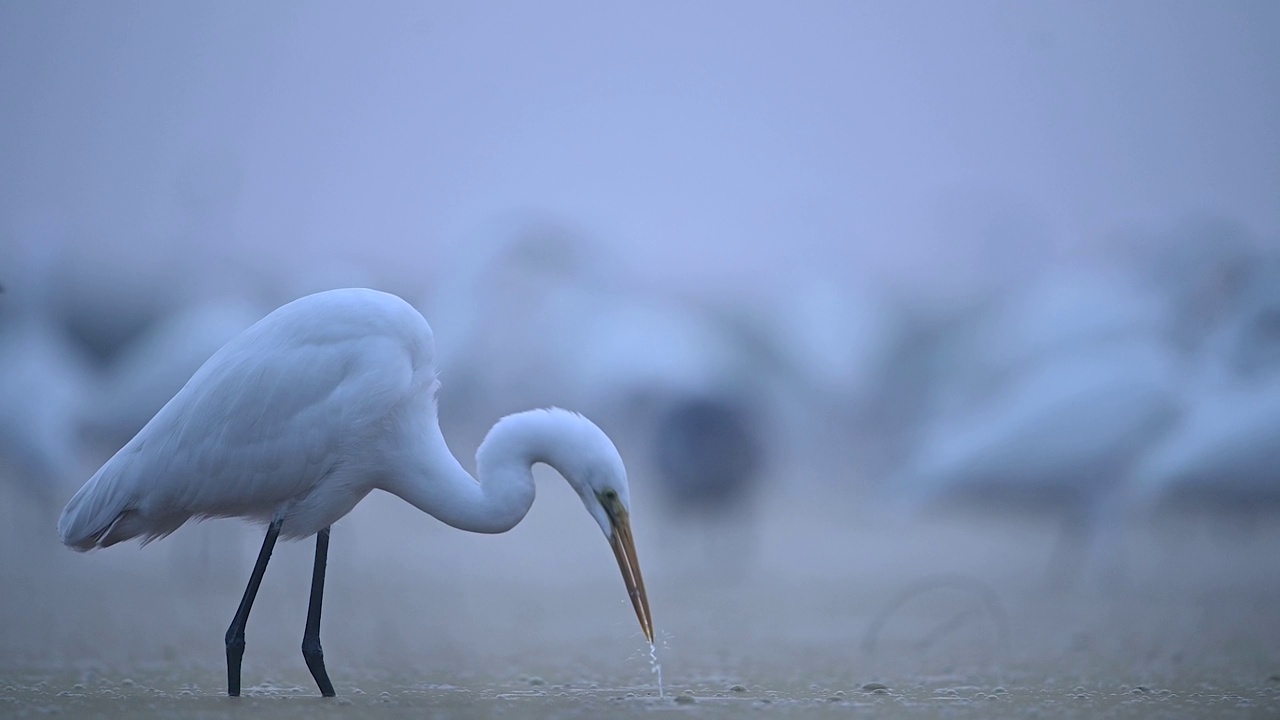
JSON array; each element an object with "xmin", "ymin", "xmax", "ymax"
[{"xmin": 383, "ymin": 410, "xmax": 574, "ymax": 534}]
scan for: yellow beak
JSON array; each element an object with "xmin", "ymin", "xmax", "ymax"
[{"xmin": 608, "ymin": 507, "xmax": 654, "ymax": 644}]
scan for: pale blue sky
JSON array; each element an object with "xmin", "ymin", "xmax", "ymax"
[{"xmin": 3, "ymin": 1, "xmax": 1277, "ymax": 297}]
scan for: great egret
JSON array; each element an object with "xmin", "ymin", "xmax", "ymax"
[
  {"xmin": 893, "ymin": 269, "xmax": 1182, "ymax": 584},
  {"xmin": 902, "ymin": 343, "xmax": 1179, "ymax": 516},
  {"xmin": 1123, "ymin": 256, "xmax": 1280, "ymax": 518},
  {"xmin": 57, "ymin": 288, "xmax": 654, "ymax": 697},
  {"xmin": 1121, "ymin": 216, "xmax": 1263, "ymax": 354},
  {"xmin": 1126, "ymin": 378, "xmax": 1280, "ymax": 514},
  {"xmin": 0, "ymin": 239, "xmax": 95, "ymax": 511},
  {"xmin": 424, "ymin": 219, "xmax": 779, "ymax": 425},
  {"xmin": 0, "ymin": 316, "xmax": 93, "ymax": 508}
]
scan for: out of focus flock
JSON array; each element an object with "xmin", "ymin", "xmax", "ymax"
[{"xmin": 3, "ymin": 217, "xmax": 1277, "ymax": 582}]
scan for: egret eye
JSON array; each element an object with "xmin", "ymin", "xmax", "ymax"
[{"xmin": 602, "ymin": 488, "xmax": 618, "ymax": 502}]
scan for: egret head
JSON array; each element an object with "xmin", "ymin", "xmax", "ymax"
[
  {"xmin": 591, "ymin": 480, "xmax": 653, "ymax": 644},
  {"xmin": 532, "ymin": 409, "xmax": 653, "ymax": 644}
]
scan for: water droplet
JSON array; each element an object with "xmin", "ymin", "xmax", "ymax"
[{"xmin": 648, "ymin": 643, "xmax": 664, "ymax": 699}]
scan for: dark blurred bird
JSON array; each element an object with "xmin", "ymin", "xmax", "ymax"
[
  {"xmin": 645, "ymin": 392, "xmax": 767, "ymax": 578},
  {"xmin": 651, "ymin": 393, "xmax": 764, "ymax": 519}
]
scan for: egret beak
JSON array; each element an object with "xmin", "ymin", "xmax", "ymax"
[{"xmin": 607, "ymin": 505, "xmax": 654, "ymax": 643}]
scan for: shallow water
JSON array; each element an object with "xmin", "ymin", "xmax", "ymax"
[
  {"xmin": 4, "ymin": 669, "xmax": 1278, "ymax": 719},
  {"xmin": 649, "ymin": 642, "xmax": 665, "ymax": 698},
  {"xmin": 3, "ymin": 476, "xmax": 1279, "ymax": 719}
]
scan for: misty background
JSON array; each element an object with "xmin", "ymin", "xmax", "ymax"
[
  {"xmin": 2, "ymin": 0, "xmax": 1280, "ymax": 705},
  {"xmin": 4, "ymin": 1, "xmax": 1276, "ymax": 296}
]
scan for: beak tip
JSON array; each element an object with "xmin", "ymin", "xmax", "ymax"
[{"xmin": 609, "ymin": 515, "xmax": 654, "ymax": 648}]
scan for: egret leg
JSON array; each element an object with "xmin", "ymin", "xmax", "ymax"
[
  {"xmin": 225, "ymin": 517, "xmax": 283, "ymax": 697},
  {"xmin": 302, "ymin": 527, "xmax": 336, "ymax": 697}
]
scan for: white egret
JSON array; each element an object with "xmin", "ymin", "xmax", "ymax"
[
  {"xmin": 0, "ymin": 239, "xmax": 95, "ymax": 511},
  {"xmin": 1123, "ymin": 256, "xmax": 1280, "ymax": 519},
  {"xmin": 424, "ymin": 218, "xmax": 777, "ymax": 424},
  {"xmin": 902, "ymin": 343, "xmax": 1180, "ymax": 517},
  {"xmin": 1120, "ymin": 216, "xmax": 1263, "ymax": 354},
  {"xmin": 57, "ymin": 288, "xmax": 654, "ymax": 697},
  {"xmin": 1126, "ymin": 378, "xmax": 1280, "ymax": 515},
  {"xmin": 0, "ymin": 316, "xmax": 93, "ymax": 508},
  {"xmin": 893, "ymin": 269, "xmax": 1182, "ymax": 583},
  {"xmin": 900, "ymin": 270, "xmax": 1180, "ymax": 504}
]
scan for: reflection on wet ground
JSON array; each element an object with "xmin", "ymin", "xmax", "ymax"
[{"xmin": 3, "ymin": 479, "xmax": 1279, "ymax": 719}]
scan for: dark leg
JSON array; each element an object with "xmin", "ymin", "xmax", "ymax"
[
  {"xmin": 225, "ymin": 517, "xmax": 283, "ymax": 697},
  {"xmin": 302, "ymin": 527, "xmax": 336, "ymax": 697}
]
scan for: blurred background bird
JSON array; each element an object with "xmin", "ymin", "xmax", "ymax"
[
  {"xmin": 0, "ymin": 239, "xmax": 95, "ymax": 538},
  {"xmin": 1116, "ymin": 252, "xmax": 1280, "ymax": 560}
]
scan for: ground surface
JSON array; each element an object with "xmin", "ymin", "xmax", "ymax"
[{"xmin": 2, "ymin": 470, "xmax": 1279, "ymax": 719}]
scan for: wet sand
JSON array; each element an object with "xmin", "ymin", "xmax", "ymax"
[{"xmin": 3, "ymin": 472, "xmax": 1279, "ymax": 718}]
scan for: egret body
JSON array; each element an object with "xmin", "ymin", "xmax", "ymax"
[{"xmin": 58, "ymin": 288, "xmax": 653, "ymax": 697}]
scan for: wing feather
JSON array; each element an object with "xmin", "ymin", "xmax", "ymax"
[{"xmin": 59, "ymin": 292, "xmax": 427, "ymax": 549}]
